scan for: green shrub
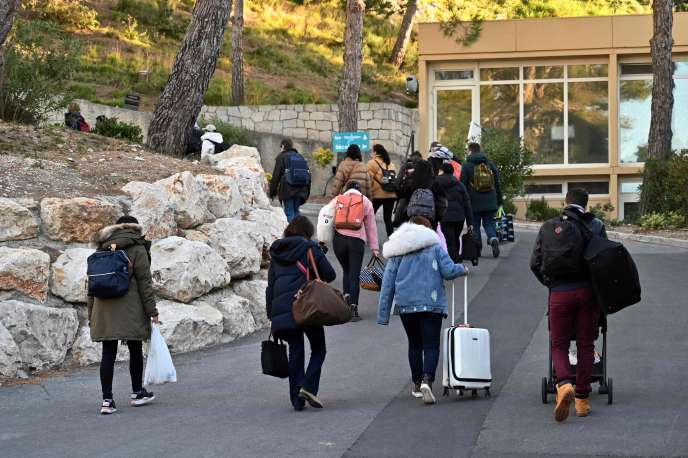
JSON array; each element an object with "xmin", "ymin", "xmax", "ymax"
[
  {"xmin": 502, "ymin": 197, "xmax": 518, "ymax": 216},
  {"xmin": 589, "ymin": 203, "xmax": 615, "ymax": 222},
  {"xmin": 0, "ymin": 20, "xmax": 80, "ymax": 124},
  {"xmin": 640, "ymin": 153, "xmax": 688, "ymax": 222},
  {"xmin": 199, "ymin": 118, "xmax": 254, "ymax": 147},
  {"xmin": 92, "ymin": 116, "xmax": 144, "ymax": 143},
  {"xmin": 311, "ymin": 147, "xmax": 335, "ymax": 168},
  {"xmin": 480, "ymin": 128, "xmax": 534, "ymax": 201},
  {"xmin": 639, "ymin": 211, "xmax": 687, "ymax": 230},
  {"xmin": 24, "ymin": 0, "xmax": 99, "ymax": 31},
  {"xmin": 526, "ymin": 197, "xmax": 560, "ymax": 221}
]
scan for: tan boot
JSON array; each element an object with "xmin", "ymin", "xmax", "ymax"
[
  {"xmin": 575, "ymin": 397, "xmax": 591, "ymax": 417},
  {"xmin": 554, "ymin": 383, "xmax": 574, "ymax": 422}
]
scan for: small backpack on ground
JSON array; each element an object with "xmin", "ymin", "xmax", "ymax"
[
  {"xmin": 538, "ymin": 214, "xmax": 588, "ymax": 282},
  {"xmin": 334, "ymin": 193, "xmax": 364, "ymax": 230},
  {"xmin": 87, "ymin": 248, "xmax": 131, "ymax": 299},
  {"xmin": 407, "ymin": 188, "xmax": 436, "ymax": 220},
  {"xmin": 472, "ymin": 162, "xmax": 495, "ymax": 193},
  {"xmin": 285, "ymin": 152, "xmax": 311, "ymax": 187}
]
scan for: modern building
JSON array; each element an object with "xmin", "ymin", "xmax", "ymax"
[{"xmin": 417, "ymin": 13, "xmax": 688, "ymax": 220}]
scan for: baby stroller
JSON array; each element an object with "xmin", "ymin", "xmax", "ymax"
[{"xmin": 541, "ymin": 311, "xmax": 613, "ymax": 405}]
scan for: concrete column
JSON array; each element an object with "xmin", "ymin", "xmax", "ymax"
[
  {"xmin": 608, "ymin": 53, "xmax": 620, "ymax": 219},
  {"xmin": 418, "ymin": 59, "xmax": 429, "ymax": 155}
]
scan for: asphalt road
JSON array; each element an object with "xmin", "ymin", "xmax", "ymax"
[{"xmin": 1, "ymin": 221, "xmax": 687, "ymax": 458}]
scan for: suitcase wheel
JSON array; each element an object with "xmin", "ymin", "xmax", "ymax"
[
  {"xmin": 471, "ymin": 390, "xmax": 478, "ymax": 398},
  {"xmin": 541, "ymin": 377, "xmax": 549, "ymax": 404},
  {"xmin": 607, "ymin": 378, "xmax": 613, "ymax": 405},
  {"xmin": 457, "ymin": 389, "xmax": 464, "ymax": 397},
  {"xmin": 443, "ymin": 387, "xmax": 449, "ymax": 397},
  {"xmin": 484, "ymin": 388, "xmax": 491, "ymax": 398}
]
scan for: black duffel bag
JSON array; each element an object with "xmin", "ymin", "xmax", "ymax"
[{"xmin": 261, "ymin": 332, "xmax": 289, "ymax": 378}]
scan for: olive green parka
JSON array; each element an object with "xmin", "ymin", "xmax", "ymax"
[{"xmin": 87, "ymin": 223, "xmax": 158, "ymax": 342}]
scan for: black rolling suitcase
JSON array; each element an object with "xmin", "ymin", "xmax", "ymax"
[{"xmin": 460, "ymin": 231, "xmax": 480, "ymax": 266}]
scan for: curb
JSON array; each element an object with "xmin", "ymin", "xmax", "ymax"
[{"xmin": 516, "ymin": 222, "xmax": 688, "ymax": 249}]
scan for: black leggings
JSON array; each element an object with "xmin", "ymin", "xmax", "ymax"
[
  {"xmin": 100, "ymin": 340, "xmax": 143, "ymax": 400},
  {"xmin": 373, "ymin": 198, "xmax": 395, "ymax": 237},
  {"xmin": 441, "ymin": 221, "xmax": 465, "ymax": 263},
  {"xmin": 333, "ymin": 232, "xmax": 365, "ymax": 305}
]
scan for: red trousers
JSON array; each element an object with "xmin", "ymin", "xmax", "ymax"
[{"xmin": 549, "ymin": 287, "xmax": 599, "ymax": 397}]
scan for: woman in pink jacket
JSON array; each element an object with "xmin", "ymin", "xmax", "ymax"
[{"xmin": 333, "ymin": 181, "xmax": 379, "ymax": 322}]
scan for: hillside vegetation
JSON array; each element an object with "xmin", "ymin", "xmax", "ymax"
[{"xmin": 16, "ymin": 0, "xmax": 651, "ymax": 111}]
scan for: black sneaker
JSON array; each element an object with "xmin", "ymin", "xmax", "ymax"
[
  {"xmin": 491, "ymin": 238, "xmax": 500, "ymax": 258},
  {"xmin": 100, "ymin": 399, "xmax": 117, "ymax": 415},
  {"xmin": 351, "ymin": 305, "xmax": 362, "ymax": 322},
  {"xmin": 420, "ymin": 375, "xmax": 437, "ymax": 405},
  {"xmin": 298, "ymin": 388, "xmax": 324, "ymax": 408},
  {"xmin": 130, "ymin": 388, "xmax": 155, "ymax": 407}
]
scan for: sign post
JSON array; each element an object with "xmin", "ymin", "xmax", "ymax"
[{"xmin": 332, "ymin": 132, "xmax": 371, "ymax": 162}]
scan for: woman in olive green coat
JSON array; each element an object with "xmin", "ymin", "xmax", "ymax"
[{"xmin": 88, "ymin": 216, "xmax": 159, "ymax": 414}]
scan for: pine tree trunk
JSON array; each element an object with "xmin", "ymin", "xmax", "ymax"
[
  {"xmin": 338, "ymin": 0, "xmax": 365, "ymax": 133},
  {"xmin": 147, "ymin": 0, "xmax": 233, "ymax": 156},
  {"xmin": 231, "ymin": 0, "xmax": 244, "ymax": 106},
  {"xmin": 648, "ymin": 0, "xmax": 674, "ymax": 161},
  {"xmin": 642, "ymin": 0, "xmax": 674, "ymax": 215},
  {"xmin": 390, "ymin": 0, "xmax": 417, "ymax": 69},
  {"xmin": 0, "ymin": 0, "xmax": 20, "ymax": 80}
]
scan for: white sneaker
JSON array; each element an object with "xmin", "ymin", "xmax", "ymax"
[
  {"xmin": 420, "ymin": 378, "xmax": 437, "ymax": 405},
  {"xmin": 100, "ymin": 399, "xmax": 117, "ymax": 415},
  {"xmin": 411, "ymin": 382, "xmax": 423, "ymax": 398}
]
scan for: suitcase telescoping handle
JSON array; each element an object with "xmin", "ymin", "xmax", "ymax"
[{"xmin": 450, "ymin": 275, "xmax": 469, "ymax": 327}]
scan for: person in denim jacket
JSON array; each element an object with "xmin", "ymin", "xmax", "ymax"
[{"xmin": 377, "ymin": 216, "xmax": 468, "ymax": 404}]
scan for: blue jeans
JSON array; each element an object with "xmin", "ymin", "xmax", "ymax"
[
  {"xmin": 472, "ymin": 210, "xmax": 498, "ymax": 249},
  {"xmin": 279, "ymin": 326, "xmax": 326, "ymax": 410},
  {"xmin": 283, "ymin": 198, "xmax": 301, "ymax": 223},
  {"xmin": 400, "ymin": 312, "xmax": 444, "ymax": 383}
]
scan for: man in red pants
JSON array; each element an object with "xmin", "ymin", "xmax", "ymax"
[{"xmin": 530, "ymin": 188, "xmax": 607, "ymax": 422}]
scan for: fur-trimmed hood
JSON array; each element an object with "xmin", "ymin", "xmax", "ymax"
[
  {"xmin": 91, "ymin": 223, "xmax": 144, "ymax": 247},
  {"xmin": 383, "ymin": 222, "xmax": 439, "ymax": 258}
]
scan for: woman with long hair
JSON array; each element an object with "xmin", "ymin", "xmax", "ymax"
[
  {"xmin": 331, "ymin": 144, "xmax": 371, "ymax": 198},
  {"xmin": 367, "ymin": 144, "xmax": 397, "ymax": 237}
]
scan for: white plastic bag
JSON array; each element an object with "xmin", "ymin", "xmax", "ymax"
[
  {"xmin": 144, "ymin": 324, "xmax": 177, "ymax": 385},
  {"xmin": 317, "ymin": 200, "xmax": 336, "ymax": 245}
]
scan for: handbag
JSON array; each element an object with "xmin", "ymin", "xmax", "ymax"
[
  {"xmin": 261, "ymin": 332, "xmax": 289, "ymax": 378},
  {"xmin": 376, "ymin": 161, "xmax": 398, "ymax": 193},
  {"xmin": 293, "ymin": 249, "xmax": 351, "ymax": 327},
  {"xmin": 317, "ymin": 200, "xmax": 335, "ymax": 244},
  {"xmin": 360, "ymin": 256, "xmax": 385, "ymax": 291}
]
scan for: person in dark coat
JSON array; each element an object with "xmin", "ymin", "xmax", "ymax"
[
  {"xmin": 436, "ymin": 162, "xmax": 473, "ymax": 262},
  {"xmin": 460, "ymin": 142, "xmax": 503, "ymax": 258},
  {"xmin": 88, "ymin": 215, "xmax": 159, "ymax": 415},
  {"xmin": 266, "ymin": 216, "xmax": 336, "ymax": 411},
  {"xmin": 393, "ymin": 158, "xmax": 447, "ymax": 230},
  {"xmin": 269, "ymin": 138, "xmax": 311, "ymax": 222}
]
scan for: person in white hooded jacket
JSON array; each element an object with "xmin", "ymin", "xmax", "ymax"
[{"xmin": 377, "ymin": 216, "xmax": 467, "ymax": 404}]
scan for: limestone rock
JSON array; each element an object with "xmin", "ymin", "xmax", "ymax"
[
  {"xmin": 182, "ymin": 230, "xmax": 209, "ymax": 244},
  {"xmin": 192, "ymin": 291, "xmax": 257, "ymax": 343},
  {"xmin": 244, "ymin": 206, "xmax": 288, "ymax": 265},
  {"xmin": 216, "ymin": 164, "xmax": 271, "ymax": 211},
  {"xmin": 198, "ymin": 219, "xmax": 263, "ymax": 278},
  {"xmin": 196, "ymin": 174, "xmax": 242, "ymax": 219},
  {"xmin": 71, "ymin": 325, "xmax": 129, "ymax": 366},
  {"xmin": 157, "ymin": 300, "xmax": 223, "ymax": 354},
  {"xmin": 232, "ymin": 278, "xmax": 269, "ymax": 327},
  {"xmin": 150, "ymin": 237, "xmax": 231, "ymax": 303},
  {"xmin": 0, "ymin": 247, "xmax": 51, "ymax": 302},
  {"xmin": 122, "ymin": 181, "xmax": 157, "ymax": 200},
  {"xmin": 0, "ymin": 300, "xmax": 78, "ymax": 371},
  {"xmin": 208, "ymin": 144, "xmax": 261, "ymax": 165},
  {"xmin": 0, "ymin": 198, "xmax": 39, "ymax": 242},
  {"xmin": 129, "ymin": 187, "xmax": 178, "ymax": 240},
  {"xmin": 154, "ymin": 171, "xmax": 213, "ymax": 229},
  {"xmin": 0, "ymin": 322, "xmax": 22, "ymax": 378},
  {"xmin": 40, "ymin": 197, "xmax": 122, "ymax": 243},
  {"xmin": 50, "ymin": 248, "xmax": 94, "ymax": 303}
]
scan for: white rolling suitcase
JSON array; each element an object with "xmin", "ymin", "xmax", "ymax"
[{"xmin": 442, "ymin": 276, "xmax": 492, "ymax": 397}]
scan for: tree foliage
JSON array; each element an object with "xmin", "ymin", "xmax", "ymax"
[{"xmin": 480, "ymin": 128, "xmax": 534, "ymax": 201}]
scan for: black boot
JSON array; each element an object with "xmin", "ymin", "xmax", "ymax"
[{"xmin": 351, "ymin": 304, "xmax": 362, "ymax": 322}]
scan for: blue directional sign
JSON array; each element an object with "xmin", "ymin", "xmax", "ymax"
[{"xmin": 332, "ymin": 131, "xmax": 370, "ymax": 153}]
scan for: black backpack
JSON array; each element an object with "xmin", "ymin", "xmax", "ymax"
[
  {"xmin": 539, "ymin": 214, "xmax": 589, "ymax": 283},
  {"xmin": 87, "ymin": 249, "xmax": 131, "ymax": 299}
]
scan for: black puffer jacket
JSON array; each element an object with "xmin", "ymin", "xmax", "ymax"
[
  {"xmin": 266, "ymin": 237, "xmax": 336, "ymax": 333},
  {"xmin": 435, "ymin": 173, "xmax": 473, "ymax": 225},
  {"xmin": 393, "ymin": 159, "xmax": 446, "ymax": 227}
]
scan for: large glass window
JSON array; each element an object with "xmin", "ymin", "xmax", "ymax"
[
  {"xmin": 568, "ymin": 81, "xmax": 609, "ymax": 163},
  {"xmin": 619, "ymin": 61, "xmax": 688, "ymax": 162},
  {"xmin": 523, "ymin": 83, "xmax": 565, "ymax": 164},
  {"xmin": 436, "ymin": 89, "xmax": 473, "ymax": 153},
  {"xmin": 435, "ymin": 70, "xmax": 474, "ymax": 81},
  {"xmin": 524, "ymin": 183, "xmax": 563, "ymax": 194},
  {"xmin": 568, "ymin": 181, "xmax": 609, "ymax": 194},
  {"xmin": 480, "ymin": 84, "xmax": 519, "ymax": 136}
]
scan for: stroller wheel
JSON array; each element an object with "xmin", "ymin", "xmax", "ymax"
[
  {"xmin": 607, "ymin": 378, "xmax": 613, "ymax": 405},
  {"xmin": 541, "ymin": 377, "xmax": 549, "ymax": 404}
]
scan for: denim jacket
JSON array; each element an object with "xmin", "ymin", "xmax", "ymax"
[{"xmin": 377, "ymin": 223, "xmax": 466, "ymax": 325}]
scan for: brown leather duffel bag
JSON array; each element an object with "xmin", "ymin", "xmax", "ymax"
[{"xmin": 293, "ymin": 249, "xmax": 351, "ymax": 327}]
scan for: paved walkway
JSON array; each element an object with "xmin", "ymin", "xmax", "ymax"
[{"xmin": 1, "ymin": 225, "xmax": 687, "ymax": 458}]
